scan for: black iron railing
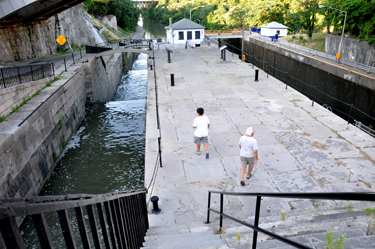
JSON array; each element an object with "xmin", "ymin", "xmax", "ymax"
[
  {"xmin": 0, "ymin": 188, "xmax": 149, "ymax": 249},
  {"xmin": 206, "ymin": 191, "xmax": 375, "ymax": 249},
  {"xmin": 0, "ymin": 63, "xmax": 54, "ymax": 90}
]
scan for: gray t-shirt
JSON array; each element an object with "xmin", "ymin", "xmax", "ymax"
[{"xmin": 239, "ymin": 136, "xmax": 258, "ymax": 157}]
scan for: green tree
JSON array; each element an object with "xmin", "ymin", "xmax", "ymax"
[{"xmin": 292, "ymin": 0, "xmax": 320, "ymax": 42}]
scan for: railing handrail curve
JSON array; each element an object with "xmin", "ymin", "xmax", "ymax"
[
  {"xmin": 207, "ymin": 191, "xmax": 375, "ymax": 249},
  {"xmin": 208, "ymin": 190, "xmax": 375, "ymax": 201},
  {"xmin": 0, "ymin": 188, "xmax": 147, "ymax": 219}
]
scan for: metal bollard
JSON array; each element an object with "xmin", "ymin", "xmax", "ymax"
[
  {"xmin": 170, "ymin": 73, "xmax": 175, "ymax": 86},
  {"xmin": 151, "ymin": 196, "xmax": 161, "ymax": 213},
  {"xmin": 150, "ymin": 65, "xmax": 153, "ymax": 70},
  {"xmin": 255, "ymin": 69, "xmax": 259, "ymax": 82}
]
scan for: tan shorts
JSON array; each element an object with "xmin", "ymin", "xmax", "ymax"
[{"xmin": 240, "ymin": 156, "xmax": 255, "ymax": 168}]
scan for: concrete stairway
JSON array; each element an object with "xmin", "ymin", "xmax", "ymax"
[{"xmin": 143, "ymin": 202, "xmax": 375, "ymax": 249}]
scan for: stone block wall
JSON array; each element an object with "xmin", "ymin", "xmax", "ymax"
[
  {"xmin": 0, "ymin": 70, "xmax": 87, "ymax": 198},
  {"xmin": 0, "ymin": 77, "xmax": 53, "ymax": 118},
  {"xmin": 0, "ymin": 51, "xmax": 134, "ymax": 198}
]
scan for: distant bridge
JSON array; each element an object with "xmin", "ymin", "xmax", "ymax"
[
  {"xmin": 132, "ymin": 0, "xmax": 159, "ymax": 9},
  {"xmin": 0, "ymin": 0, "xmax": 87, "ymax": 25}
]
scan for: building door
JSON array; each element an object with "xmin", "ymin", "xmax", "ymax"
[{"xmin": 187, "ymin": 31, "xmax": 192, "ymax": 40}]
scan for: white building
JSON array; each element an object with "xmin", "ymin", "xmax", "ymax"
[
  {"xmin": 260, "ymin": 22, "xmax": 289, "ymax": 37},
  {"xmin": 166, "ymin": 18, "xmax": 205, "ymax": 47}
]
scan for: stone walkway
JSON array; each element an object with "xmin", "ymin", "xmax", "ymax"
[{"xmin": 145, "ymin": 44, "xmax": 375, "ymax": 227}]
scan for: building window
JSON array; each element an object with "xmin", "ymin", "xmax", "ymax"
[
  {"xmin": 195, "ymin": 31, "xmax": 200, "ymax": 40},
  {"xmin": 187, "ymin": 31, "xmax": 192, "ymax": 40},
  {"xmin": 179, "ymin": 31, "xmax": 184, "ymax": 40}
]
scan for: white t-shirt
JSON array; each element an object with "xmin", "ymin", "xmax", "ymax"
[
  {"xmin": 193, "ymin": 115, "xmax": 210, "ymax": 137},
  {"xmin": 239, "ymin": 136, "xmax": 258, "ymax": 157}
]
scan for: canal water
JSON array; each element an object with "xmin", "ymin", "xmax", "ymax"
[{"xmin": 21, "ymin": 52, "xmax": 149, "ymax": 248}]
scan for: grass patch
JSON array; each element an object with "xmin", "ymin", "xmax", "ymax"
[
  {"xmin": 281, "ymin": 32, "xmax": 326, "ymax": 52},
  {"xmin": 0, "ymin": 75, "xmax": 60, "ymax": 123}
]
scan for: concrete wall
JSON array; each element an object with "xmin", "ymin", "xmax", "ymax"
[
  {"xmin": 326, "ymin": 34, "xmax": 375, "ymax": 66},
  {"xmin": 0, "ymin": 77, "xmax": 53, "ymax": 118},
  {"xmin": 221, "ymin": 37, "xmax": 375, "ymax": 126},
  {"xmin": 0, "ymin": 51, "xmax": 135, "ymax": 198}
]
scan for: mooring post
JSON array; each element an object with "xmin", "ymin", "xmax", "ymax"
[
  {"xmin": 255, "ymin": 69, "xmax": 259, "ymax": 82},
  {"xmin": 170, "ymin": 73, "xmax": 175, "ymax": 86},
  {"xmin": 151, "ymin": 196, "xmax": 161, "ymax": 213}
]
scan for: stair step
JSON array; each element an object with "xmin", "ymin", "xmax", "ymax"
[
  {"xmin": 224, "ymin": 227, "xmax": 368, "ymax": 248},
  {"xmin": 143, "ymin": 233, "xmax": 226, "ymax": 249}
]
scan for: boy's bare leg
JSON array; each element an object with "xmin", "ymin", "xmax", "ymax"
[
  {"xmin": 196, "ymin": 144, "xmax": 201, "ymax": 153},
  {"xmin": 203, "ymin": 143, "xmax": 208, "ymax": 153}
]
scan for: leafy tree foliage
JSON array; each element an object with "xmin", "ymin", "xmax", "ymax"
[
  {"xmin": 84, "ymin": 0, "xmax": 140, "ymax": 32},
  {"xmin": 143, "ymin": 0, "xmax": 375, "ymax": 44}
]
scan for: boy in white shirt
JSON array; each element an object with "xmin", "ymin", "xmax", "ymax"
[{"xmin": 193, "ymin": 108, "xmax": 210, "ymax": 159}]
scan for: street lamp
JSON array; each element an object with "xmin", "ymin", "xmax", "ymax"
[
  {"xmin": 196, "ymin": 19, "xmax": 201, "ymax": 24},
  {"xmin": 249, "ymin": 6, "xmax": 272, "ymax": 35},
  {"xmin": 242, "ymin": 6, "xmax": 272, "ymax": 62},
  {"xmin": 319, "ymin": 5, "xmax": 347, "ymax": 62},
  {"xmin": 190, "ymin": 6, "xmax": 204, "ymax": 21}
]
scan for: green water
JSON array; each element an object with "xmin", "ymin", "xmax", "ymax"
[{"xmin": 21, "ymin": 53, "xmax": 148, "ymax": 248}]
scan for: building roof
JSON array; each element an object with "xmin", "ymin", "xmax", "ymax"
[
  {"xmin": 260, "ymin": 21, "xmax": 289, "ymax": 29},
  {"xmin": 165, "ymin": 18, "xmax": 206, "ymax": 30}
]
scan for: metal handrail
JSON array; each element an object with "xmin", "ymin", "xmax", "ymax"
[
  {"xmin": 0, "ymin": 188, "xmax": 149, "ymax": 249},
  {"xmin": 206, "ymin": 191, "xmax": 375, "ymax": 249},
  {"xmin": 0, "ymin": 63, "xmax": 54, "ymax": 89}
]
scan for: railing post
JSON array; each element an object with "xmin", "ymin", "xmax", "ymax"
[
  {"xmin": 74, "ymin": 206, "xmax": 91, "ymax": 249},
  {"xmin": 1, "ymin": 68, "xmax": 5, "ymax": 88},
  {"xmin": 80, "ymin": 49, "xmax": 82, "ymax": 59},
  {"xmin": 0, "ymin": 216, "xmax": 26, "ymax": 249},
  {"xmin": 17, "ymin": 67, "xmax": 22, "ymax": 84},
  {"xmin": 31, "ymin": 213, "xmax": 54, "ymax": 249},
  {"xmin": 72, "ymin": 52, "xmax": 75, "ymax": 65},
  {"xmin": 30, "ymin": 66, "xmax": 33, "ymax": 81},
  {"xmin": 109, "ymin": 200, "xmax": 124, "ymax": 249},
  {"xmin": 57, "ymin": 209, "xmax": 77, "ymax": 248},
  {"xmin": 158, "ymin": 137, "xmax": 162, "ymax": 167},
  {"xmin": 219, "ymin": 193, "xmax": 223, "ymax": 232},
  {"xmin": 347, "ymin": 104, "xmax": 353, "ymax": 125},
  {"xmin": 52, "ymin": 63, "xmax": 55, "ymax": 79},
  {"xmin": 206, "ymin": 192, "xmax": 211, "ymax": 224},
  {"xmin": 103, "ymin": 202, "xmax": 117, "ymax": 249},
  {"xmin": 42, "ymin": 64, "xmax": 45, "ymax": 78},
  {"xmin": 64, "ymin": 58, "xmax": 67, "ymax": 72},
  {"xmin": 113, "ymin": 199, "xmax": 127, "ymax": 248},
  {"xmin": 311, "ymin": 86, "xmax": 316, "ymax": 106},
  {"xmin": 252, "ymin": 196, "xmax": 262, "ymax": 249},
  {"xmin": 96, "ymin": 203, "xmax": 111, "ymax": 249},
  {"xmin": 286, "ymin": 73, "xmax": 288, "ymax": 90},
  {"xmin": 86, "ymin": 205, "xmax": 101, "ymax": 248}
]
